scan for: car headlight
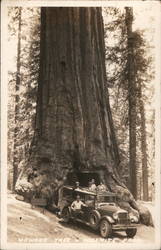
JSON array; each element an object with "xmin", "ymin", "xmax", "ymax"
[
  {"xmin": 130, "ymin": 215, "xmax": 138, "ymax": 223},
  {"xmin": 113, "ymin": 212, "xmax": 118, "ymax": 220}
]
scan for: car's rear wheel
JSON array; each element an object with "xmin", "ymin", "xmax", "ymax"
[
  {"xmin": 99, "ymin": 219, "xmax": 111, "ymax": 238},
  {"xmin": 126, "ymin": 228, "xmax": 137, "ymax": 238},
  {"xmin": 61, "ymin": 207, "xmax": 70, "ymax": 223}
]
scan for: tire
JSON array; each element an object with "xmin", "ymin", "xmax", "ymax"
[
  {"xmin": 99, "ymin": 219, "xmax": 112, "ymax": 238},
  {"xmin": 126, "ymin": 228, "xmax": 137, "ymax": 238},
  {"xmin": 61, "ymin": 207, "xmax": 70, "ymax": 223},
  {"xmin": 89, "ymin": 210, "xmax": 101, "ymax": 230}
]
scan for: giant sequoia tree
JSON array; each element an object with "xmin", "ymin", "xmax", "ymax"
[
  {"xmin": 16, "ymin": 7, "xmax": 152, "ymax": 225},
  {"xmin": 23, "ymin": 7, "xmax": 120, "ymax": 184}
]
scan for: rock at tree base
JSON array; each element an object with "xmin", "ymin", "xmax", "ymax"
[
  {"xmin": 137, "ymin": 203, "xmax": 154, "ymax": 226},
  {"xmin": 15, "ymin": 194, "xmax": 24, "ymax": 201}
]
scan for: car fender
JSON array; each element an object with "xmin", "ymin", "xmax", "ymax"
[{"xmin": 100, "ymin": 215, "xmax": 115, "ymax": 224}]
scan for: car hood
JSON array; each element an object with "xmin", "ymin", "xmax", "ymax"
[{"xmin": 97, "ymin": 204, "xmax": 127, "ymax": 216}]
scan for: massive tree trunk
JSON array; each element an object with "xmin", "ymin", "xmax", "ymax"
[
  {"xmin": 16, "ymin": 7, "xmax": 152, "ymax": 226},
  {"xmin": 125, "ymin": 7, "xmax": 137, "ymax": 199},
  {"xmin": 29, "ymin": 7, "xmax": 120, "ymax": 183}
]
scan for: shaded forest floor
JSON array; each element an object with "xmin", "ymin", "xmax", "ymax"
[{"xmin": 7, "ymin": 192, "xmax": 155, "ymax": 244}]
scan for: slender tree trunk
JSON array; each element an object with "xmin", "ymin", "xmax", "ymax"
[
  {"xmin": 138, "ymin": 85, "xmax": 149, "ymax": 201},
  {"xmin": 125, "ymin": 7, "xmax": 137, "ymax": 199},
  {"xmin": 13, "ymin": 7, "xmax": 22, "ymax": 190}
]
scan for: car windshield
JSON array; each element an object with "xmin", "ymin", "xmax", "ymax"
[
  {"xmin": 84, "ymin": 194, "xmax": 95, "ymax": 201},
  {"xmin": 97, "ymin": 195, "xmax": 116, "ymax": 203}
]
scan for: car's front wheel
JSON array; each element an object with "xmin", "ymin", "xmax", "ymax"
[
  {"xmin": 99, "ymin": 219, "xmax": 112, "ymax": 238},
  {"xmin": 61, "ymin": 207, "xmax": 70, "ymax": 223},
  {"xmin": 89, "ymin": 210, "xmax": 101, "ymax": 230},
  {"xmin": 126, "ymin": 228, "xmax": 137, "ymax": 238}
]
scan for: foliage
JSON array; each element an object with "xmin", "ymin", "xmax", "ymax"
[
  {"xmin": 103, "ymin": 7, "xmax": 155, "ymax": 199},
  {"xmin": 7, "ymin": 7, "xmax": 40, "ymax": 190},
  {"xmin": 104, "ymin": 7, "xmax": 129, "ymax": 184}
]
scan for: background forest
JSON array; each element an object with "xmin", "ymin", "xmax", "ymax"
[{"xmin": 7, "ymin": 6, "xmax": 155, "ymax": 202}]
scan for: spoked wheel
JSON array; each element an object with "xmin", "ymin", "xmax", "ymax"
[
  {"xmin": 61, "ymin": 207, "xmax": 70, "ymax": 223},
  {"xmin": 126, "ymin": 228, "xmax": 137, "ymax": 238},
  {"xmin": 99, "ymin": 219, "xmax": 111, "ymax": 238}
]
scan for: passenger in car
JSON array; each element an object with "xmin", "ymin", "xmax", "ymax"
[
  {"xmin": 75, "ymin": 181, "xmax": 81, "ymax": 189},
  {"xmin": 89, "ymin": 179, "xmax": 97, "ymax": 191},
  {"xmin": 88, "ymin": 181, "xmax": 92, "ymax": 190},
  {"xmin": 73, "ymin": 181, "xmax": 82, "ymax": 191},
  {"xmin": 97, "ymin": 182, "xmax": 107, "ymax": 192}
]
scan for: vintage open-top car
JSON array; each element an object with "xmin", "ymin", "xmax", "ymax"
[{"xmin": 57, "ymin": 185, "xmax": 139, "ymax": 238}]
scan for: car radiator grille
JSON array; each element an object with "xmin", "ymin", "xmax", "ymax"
[{"xmin": 118, "ymin": 212, "xmax": 129, "ymax": 224}]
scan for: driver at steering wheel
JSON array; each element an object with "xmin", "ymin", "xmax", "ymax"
[{"xmin": 71, "ymin": 195, "xmax": 87, "ymax": 216}]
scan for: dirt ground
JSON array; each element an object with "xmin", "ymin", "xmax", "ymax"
[{"xmin": 7, "ymin": 192, "xmax": 155, "ymax": 244}]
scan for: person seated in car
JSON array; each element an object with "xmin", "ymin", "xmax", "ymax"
[
  {"xmin": 97, "ymin": 182, "xmax": 107, "ymax": 192},
  {"xmin": 75, "ymin": 181, "xmax": 81, "ymax": 190},
  {"xmin": 89, "ymin": 179, "xmax": 97, "ymax": 191},
  {"xmin": 71, "ymin": 195, "xmax": 87, "ymax": 216},
  {"xmin": 88, "ymin": 181, "xmax": 92, "ymax": 189}
]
